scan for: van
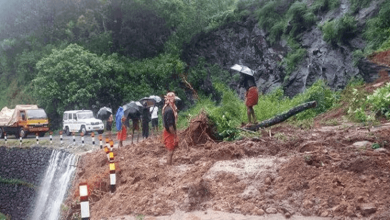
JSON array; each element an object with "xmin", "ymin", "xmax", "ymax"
[{"xmin": 62, "ymin": 110, "xmax": 104, "ymax": 136}]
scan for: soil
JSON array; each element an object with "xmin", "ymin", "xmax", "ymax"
[{"xmin": 62, "ymin": 69, "xmax": 390, "ymax": 220}]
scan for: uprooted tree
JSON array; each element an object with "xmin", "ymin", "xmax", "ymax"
[{"xmin": 245, "ymin": 101, "xmax": 317, "ymax": 131}]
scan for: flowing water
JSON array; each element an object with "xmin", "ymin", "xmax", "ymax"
[{"xmin": 31, "ymin": 150, "xmax": 77, "ymax": 220}]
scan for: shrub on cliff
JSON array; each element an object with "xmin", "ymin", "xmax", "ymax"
[
  {"xmin": 322, "ymin": 15, "xmax": 357, "ymax": 45},
  {"xmin": 364, "ymin": 1, "xmax": 390, "ymax": 51},
  {"xmin": 311, "ymin": 0, "xmax": 340, "ymax": 14}
]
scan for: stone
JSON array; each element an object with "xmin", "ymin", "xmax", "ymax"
[
  {"xmin": 374, "ymin": 148, "xmax": 389, "ymax": 154},
  {"xmin": 303, "ymin": 199, "xmax": 313, "ymax": 209},
  {"xmin": 359, "ymin": 203, "xmax": 377, "ymax": 216},
  {"xmin": 265, "ymin": 207, "xmax": 277, "ymax": 214},
  {"xmin": 352, "ymin": 141, "xmax": 371, "ymax": 149},
  {"xmin": 265, "ymin": 177, "xmax": 272, "ymax": 185},
  {"xmin": 320, "ymin": 211, "xmax": 329, "ymax": 217},
  {"xmin": 253, "ymin": 207, "xmax": 265, "ymax": 216}
]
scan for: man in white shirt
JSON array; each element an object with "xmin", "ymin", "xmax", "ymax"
[{"xmin": 150, "ymin": 105, "xmax": 159, "ymax": 136}]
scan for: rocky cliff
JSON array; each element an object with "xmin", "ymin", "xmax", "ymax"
[{"xmin": 182, "ymin": 0, "xmax": 389, "ymax": 98}]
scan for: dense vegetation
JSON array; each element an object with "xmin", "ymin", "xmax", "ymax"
[{"xmin": 1, "ymin": 0, "xmax": 390, "ymax": 131}]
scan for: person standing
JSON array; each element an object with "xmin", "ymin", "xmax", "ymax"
[
  {"xmin": 150, "ymin": 105, "xmax": 159, "ymax": 136},
  {"xmin": 239, "ymin": 73, "xmax": 258, "ymax": 124},
  {"xmin": 131, "ymin": 118, "xmax": 140, "ymax": 144},
  {"xmin": 106, "ymin": 114, "xmax": 113, "ymax": 140},
  {"xmin": 162, "ymin": 92, "xmax": 178, "ymax": 165},
  {"xmin": 117, "ymin": 116, "xmax": 127, "ymax": 148},
  {"xmin": 141, "ymin": 101, "xmax": 151, "ymax": 139}
]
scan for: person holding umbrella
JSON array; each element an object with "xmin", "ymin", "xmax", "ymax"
[
  {"xmin": 131, "ymin": 117, "xmax": 140, "ymax": 144},
  {"xmin": 141, "ymin": 101, "xmax": 151, "ymax": 139},
  {"xmin": 117, "ymin": 116, "xmax": 127, "ymax": 148},
  {"xmin": 150, "ymin": 105, "xmax": 159, "ymax": 136},
  {"xmin": 231, "ymin": 64, "xmax": 259, "ymax": 124},
  {"xmin": 106, "ymin": 114, "xmax": 113, "ymax": 139},
  {"xmin": 162, "ymin": 92, "xmax": 179, "ymax": 165}
]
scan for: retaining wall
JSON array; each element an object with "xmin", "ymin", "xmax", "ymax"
[{"xmin": 0, "ymin": 146, "xmax": 53, "ymax": 220}]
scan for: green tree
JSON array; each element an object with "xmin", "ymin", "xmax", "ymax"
[{"xmin": 33, "ymin": 44, "xmax": 126, "ymax": 128}]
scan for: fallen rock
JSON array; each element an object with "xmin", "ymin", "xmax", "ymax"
[
  {"xmin": 303, "ymin": 199, "xmax": 313, "ymax": 209},
  {"xmin": 252, "ymin": 207, "xmax": 265, "ymax": 215},
  {"xmin": 359, "ymin": 203, "xmax": 377, "ymax": 216},
  {"xmin": 266, "ymin": 207, "xmax": 277, "ymax": 214},
  {"xmin": 265, "ymin": 177, "xmax": 272, "ymax": 185},
  {"xmin": 374, "ymin": 148, "xmax": 389, "ymax": 154},
  {"xmin": 320, "ymin": 211, "xmax": 329, "ymax": 217},
  {"xmin": 352, "ymin": 141, "xmax": 372, "ymax": 149}
]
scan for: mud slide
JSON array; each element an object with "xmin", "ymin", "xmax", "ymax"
[{"xmin": 62, "ymin": 110, "xmax": 390, "ymax": 220}]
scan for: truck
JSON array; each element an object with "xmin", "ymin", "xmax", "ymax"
[
  {"xmin": 0, "ymin": 105, "xmax": 50, "ymax": 138},
  {"xmin": 62, "ymin": 110, "xmax": 104, "ymax": 136}
]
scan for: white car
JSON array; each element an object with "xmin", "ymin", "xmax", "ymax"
[{"xmin": 62, "ymin": 110, "xmax": 104, "ymax": 136}]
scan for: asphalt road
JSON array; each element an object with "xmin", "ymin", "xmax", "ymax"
[{"xmin": 1, "ymin": 131, "xmax": 146, "ymax": 155}]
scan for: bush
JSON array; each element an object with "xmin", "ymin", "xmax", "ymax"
[
  {"xmin": 378, "ymin": 34, "xmax": 390, "ymax": 51},
  {"xmin": 283, "ymin": 48, "xmax": 306, "ymax": 76},
  {"xmin": 294, "ymin": 80, "xmax": 339, "ymax": 120},
  {"xmin": 322, "ymin": 15, "xmax": 357, "ymax": 45},
  {"xmin": 284, "ymin": 2, "xmax": 315, "ymax": 39},
  {"xmin": 177, "ymin": 83, "xmax": 244, "ymax": 141},
  {"xmin": 352, "ymin": 50, "xmax": 365, "ymax": 66},
  {"xmin": 257, "ymin": 0, "xmax": 284, "ymax": 31},
  {"xmin": 311, "ymin": 0, "xmax": 340, "ymax": 14},
  {"xmin": 365, "ymin": 1, "xmax": 390, "ymax": 51},
  {"xmin": 269, "ymin": 20, "xmax": 285, "ymax": 45},
  {"xmin": 341, "ymin": 83, "xmax": 370, "ymax": 122},
  {"xmin": 367, "ymin": 82, "xmax": 390, "ymax": 118},
  {"xmin": 349, "ymin": 0, "xmax": 371, "ymax": 14}
]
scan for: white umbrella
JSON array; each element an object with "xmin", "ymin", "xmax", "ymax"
[
  {"xmin": 149, "ymin": 95, "xmax": 162, "ymax": 103},
  {"xmin": 230, "ymin": 64, "xmax": 254, "ymax": 76}
]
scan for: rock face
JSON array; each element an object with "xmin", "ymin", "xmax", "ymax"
[
  {"xmin": 0, "ymin": 146, "xmax": 53, "ymax": 220},
  {"xmin": 181, "ymin": 1, "xmax": 389, "ymax": 98}
]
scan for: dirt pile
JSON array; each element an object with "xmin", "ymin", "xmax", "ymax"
[
  {"xmin": 62, "ymin": 119, "xmax": 390, "ymax": 219},
  {"xmin": 180, "ymin": 111, "xmax": 217, "ymax": 147},
  {"xmin": 63, "ymin": 80, "xmax": 390, "ymax": 219},
  {"xmin": 370, "ymin": 50, "xmax": 390, "ymax": 68}
]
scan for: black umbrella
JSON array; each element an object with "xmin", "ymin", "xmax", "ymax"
[
  {"xmin": 97, "ymin": 106, "xmax": 112, "ymax": 120},
  {"xmin": 123, "ymin": 101, "xmax": 142, "ymax": 120},
  {"xmin": 138, "ymin": 97, "xmax": 157, "ymax": 108}
]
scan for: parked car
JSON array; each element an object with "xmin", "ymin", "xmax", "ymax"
[{"xmin": 62, "ymin": 110, "xmax": 104, "ymax": 136}]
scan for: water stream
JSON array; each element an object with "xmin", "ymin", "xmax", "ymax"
[{"xmin": 31, "ymin": 150, "xmax": 77, "ymax": 220}]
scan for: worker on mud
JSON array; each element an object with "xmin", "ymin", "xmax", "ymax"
[
  {"xmin": 106, "ymin": 114, "xmax": 113, "ymax": 140},
  {"xmin": 131, "ymin": 117, "xmax": 140, "ymax": 144},
  {"xmin": 150, "ymin": 105, "xmax": 159, "ymax": 136},
  {"xmin": 239, "ymin": 73, "xmax": 258, "ymax": 124},
  {"xmin": 162, "ymin": 92, "xmax": 178, "ymax": 165},
  {"xmin": 117, "ymin": 116, "xmax": 127, "ymax": 148},
  {"xmin": 141, "ymin": 101, "xmax": 151, "ymax": 139}
]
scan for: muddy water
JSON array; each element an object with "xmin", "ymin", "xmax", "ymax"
[{"xmin": 108, "ymin": 209, "xmax": 330, "ymax": 220}]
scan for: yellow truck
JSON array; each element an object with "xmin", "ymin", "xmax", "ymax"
[{"xmin": 0, "ymin": 105, "xmax": 49, "ymax": 138}]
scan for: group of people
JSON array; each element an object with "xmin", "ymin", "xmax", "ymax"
[
  {"xmin": 103, "ymin": 69, "xmax": 258, "ymax": 166},
  {"xmin": 104, "ymin": 92, "xmax": 178, "ymax": 165}
]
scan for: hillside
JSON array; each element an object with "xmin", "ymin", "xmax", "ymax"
[{"xmin": 1, "ymin": 0, "xmax": 390, "ymax": 128}]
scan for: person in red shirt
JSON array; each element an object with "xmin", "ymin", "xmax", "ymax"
[{"xmin": 162, "ymin": 92, "xmax": 178, "ymax": 165}]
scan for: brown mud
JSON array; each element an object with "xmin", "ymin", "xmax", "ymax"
[
  {"xmin": 62, "ymin": 70, "xmax": 390, "ymax": 220},
  {"xmin": 63, "ymin": 119, "xmax": 390, "ymax": 219}
]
